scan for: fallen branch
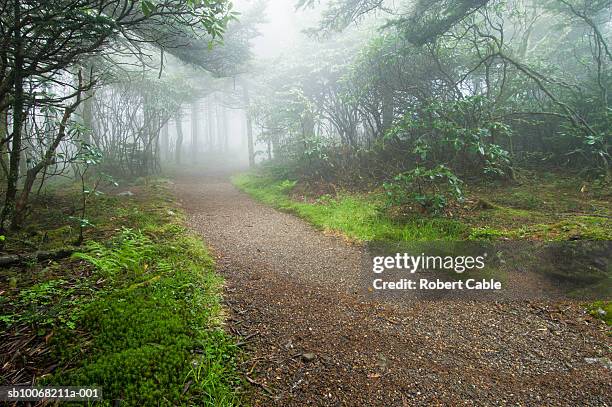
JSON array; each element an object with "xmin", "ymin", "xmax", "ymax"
[{"xmin": 0, "ymin": 248, "xmax": 75, "ymax": 268}]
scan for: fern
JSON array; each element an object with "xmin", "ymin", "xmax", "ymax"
[
  {"xmin": 73, "ymin": 228, "xmax": 156, "ymax": 278},
  {"xmin": 155, "ymin": 260, "xmax": 174, "ymax": 275}
]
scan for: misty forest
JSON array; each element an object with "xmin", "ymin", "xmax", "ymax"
[{"xmin": 0, "ymin": 0, "xmax": 610, "ymax": 405}]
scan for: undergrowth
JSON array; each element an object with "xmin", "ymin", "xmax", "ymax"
[
  {"xmin": 0, "ymin": 181, "xmax": 241, "ymax": 406},
  {"xmin": 232, "ymin": 173, "xmax": 467, "ymax": 241},
  {"xmin": 587, "ymin": 301, "xmax": 612, "ymax": 326},
  {"xmin": 233, "ymin": 170, "xmax": 612, "ymax": 242}
]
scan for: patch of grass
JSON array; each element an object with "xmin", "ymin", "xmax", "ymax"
[
  {"xmin": 458, "ymin": 171, "xmax": 612, "ymax": 241},
  {"xmin": 0, "ymin": 180, "xmax": 241, "ymax": 406},
  {"xmin": 3, "ymin": 278, "xmax": 84, "ymax": 332},
  {"xmin": 235, "ymin": 169, "xmax": 612, "ymax": 243},
  {"xmin": 468, "ymin": 227, "xmax": 507, "ymax": 240},
  {"xmin": 505, "ymin": 216, "xmax": 612, "ymax": 241},
  {"xmin": 494, "ymin": 191, "xmax": 544, "ymax": 210},
  {"xmin": 467, "ymin": 216, "xmax": 612, "ymax": 241},
  {"xmin": 465, "ymin": 205, "xmax": 549, "ymax": 230},
  {"xmin": 232, "ymin": 173, "xmax": 467, "ymax": 241}
]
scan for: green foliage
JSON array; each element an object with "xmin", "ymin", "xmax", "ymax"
[
  {"xmin": 467, "ymin": 212, "xmax": 612, "ymax": 241},
  {"xmin": 1, "ymin": 278, "xmax": 85, "ymax": 333},
  {"xmin": 389, "ymin": 0, "xmax": 491, "ymax": 46},
  {"xmin": 388, "ymin": 96, "xmax": 513, "ymax": 178},
  {"xmin": 493, "ymin": 191, "xmax": 543, "ymax": 210},
  {"xmin": 0, "ymin": 184, "xmax": 243, "ymax": 406},
  {"xmin": 255, "ymin": 0, "xmax": 612, "ymax": 185},
  {"xmin": 233, "ymin": 172, "xmax": 468, "ymax": 241},
  {"xmin": 71, "ymin": 141, "xmax": 115, "ymax": 244},
  {"xmin": 468, "ymin": 227, "xmax": 506, "ymax": 241},
  {"xmin": 237, "ymin": 166, "xmax": 612, "ymax": 243},
  {"xmin": 384, "ymin": 165, "xmax": 464, "ymax": 214},
  {"xmin": 72, "ymin": 229, "xmax": 155, "ymax": 279},
  {"xmin": 48, "ymin": 225, "xmax": 240, "ymax": 406}
]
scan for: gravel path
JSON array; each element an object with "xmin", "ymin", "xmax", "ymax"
[{"xmin": 174, "ymin": 174, "xmax": 611, "ymax": 406}]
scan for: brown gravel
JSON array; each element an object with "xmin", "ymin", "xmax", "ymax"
[{"xmin": 173, "ymin": 174, "xmax": 611, "ymax": 406}]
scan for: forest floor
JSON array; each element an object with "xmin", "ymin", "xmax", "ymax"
[
  {"xmin": 0, "ymin": 180, "xmax": 241, "ymax": 405},
  {"xmin": 174, "ymin": 172, "xmax": 611, "ymax": 406}
]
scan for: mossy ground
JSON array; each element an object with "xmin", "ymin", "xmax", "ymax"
[
  {"xmin": 232, "ymin": 174, "xmax": 468, "ymax": 242},
  {"xmin": 587, "ymin": 301, "xmax": 612, "ymax": 326},
  {"xmin": 232, "ymin": 170, "xmax": 611, "ymax": 243},
  {"xmin": 0, "ymin": 179, "xmax": 241, "ymax": 405},
  {"xmin": 463, "ymin": 172, "xmax": 611, "ymax": 241}
]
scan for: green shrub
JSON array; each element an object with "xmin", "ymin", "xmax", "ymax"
[{"xmin": 384, "ymin": 165, "xmax": 464, "ymax": 214}]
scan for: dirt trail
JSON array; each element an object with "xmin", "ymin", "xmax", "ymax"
[{"xmin": 173, "ymin": 174, "xmax": 611, "ymax": 406}]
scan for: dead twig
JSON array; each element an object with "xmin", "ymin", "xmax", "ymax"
[
  {"xmin": 236, "ymin": 331, "xmax": 260, "ymax": 347},
  {"xmin": 245, "ymin": 375, "xmax": 274, "ymax": 396}
]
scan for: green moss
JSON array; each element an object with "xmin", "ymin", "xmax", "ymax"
[
  {"xmin": 0, "ymin": 181, "xmax": 241, "ymax": 406},
  {"xmin": 38, "ymin": 225, "xmax": 76, "ymax": 247},
  {"xmin": 46, "ymin": 225, "xmax": 240, "ymax": 406},
  {"xmin": 468, "ymin": 227, "xmax": 509, "ymax": 240},
  {"xmin": 513, "ymin": 216, "xmax": 612, "ymax": 240},
  {"xmin": 235, "ymin": 169, "xmax": 611, "ymax": 244},
  {"xmin": 492, "ymin": 191, "xmax": 545, "ymax": 210}
]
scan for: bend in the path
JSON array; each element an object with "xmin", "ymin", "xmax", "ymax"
[{"xmin": 174, "ymin": 173, "xmax": 611, "ymax": 406}]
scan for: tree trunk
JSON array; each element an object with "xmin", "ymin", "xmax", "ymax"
[
  {"xmin": 161, "ymin": 121, "xmax": 169, "ymax": 161},
  {"xmin": 11, "ymin": 78, "xmax": 83, "ymax": 229},
  {"xmin": 191, "ymin": 100, "xmax": 199, "ymax": 164},
  {"xmin": 175, "ymin": 112, "xmax": 183, "ymax": 164},
  {"xmin": 207, "ymin": 96, "xmax": 215, "ymax": 151},
  {"xmin": 242, "ymin": 83, "xmax": 255, "ymax": 167},
  {"xmin": 381, "ymin": 85, "xmax": 394, "ymax": 134},
  {"xmin": 222, "ymin": 105, "xmax": 228, "ymax": 152},
  {"xmin": 1, "ymin": 1, "xmax": 25, "ymax": 232},
  {"xmin": 0, "ymin": 104, "xmax": 8, "ymax": 183},
  {"xmin": 81, "ymin": 67, "xmax": 94, "ymax": 144},
  {"xmin": 216, "ymin": 96, "xmax": 228, "ymax": 152}
]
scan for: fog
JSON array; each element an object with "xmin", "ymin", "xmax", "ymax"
[
  {"xmin": 159, "ymin": 0, "xmax": 371, "ymax": 173},
  {"xmin": 4, "ymin": 0, "xmax": 608, "ymax": 186},
  {"xmin": 159, "ymin": 0, "xmax": 326, "ymax": 172},
  {"xmin": 1, "ymin": 0, "xmax": 609, "ymax": 401}
]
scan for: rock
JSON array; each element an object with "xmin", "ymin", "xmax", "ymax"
[
  {"xmin": 376, "ymin": 353, "xmax": 389, "ymax": 369},
  {"xmin": 117, "ymin": 191, "xmax": 134, "ymax": 197},
  {"xmin": 474, "ymin": 199, "xmax": 497, "ymax": 210},
  {"xmin": 302, "ymin": 352, "xmax": 316, "ymax": 362},
  {"xmin": 596, "ymin": 308, "xmax": 606, "ymax": 316},
  {"xmin": 584, "ymin": 357, "xmax": 612, "ymax": 369}
]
